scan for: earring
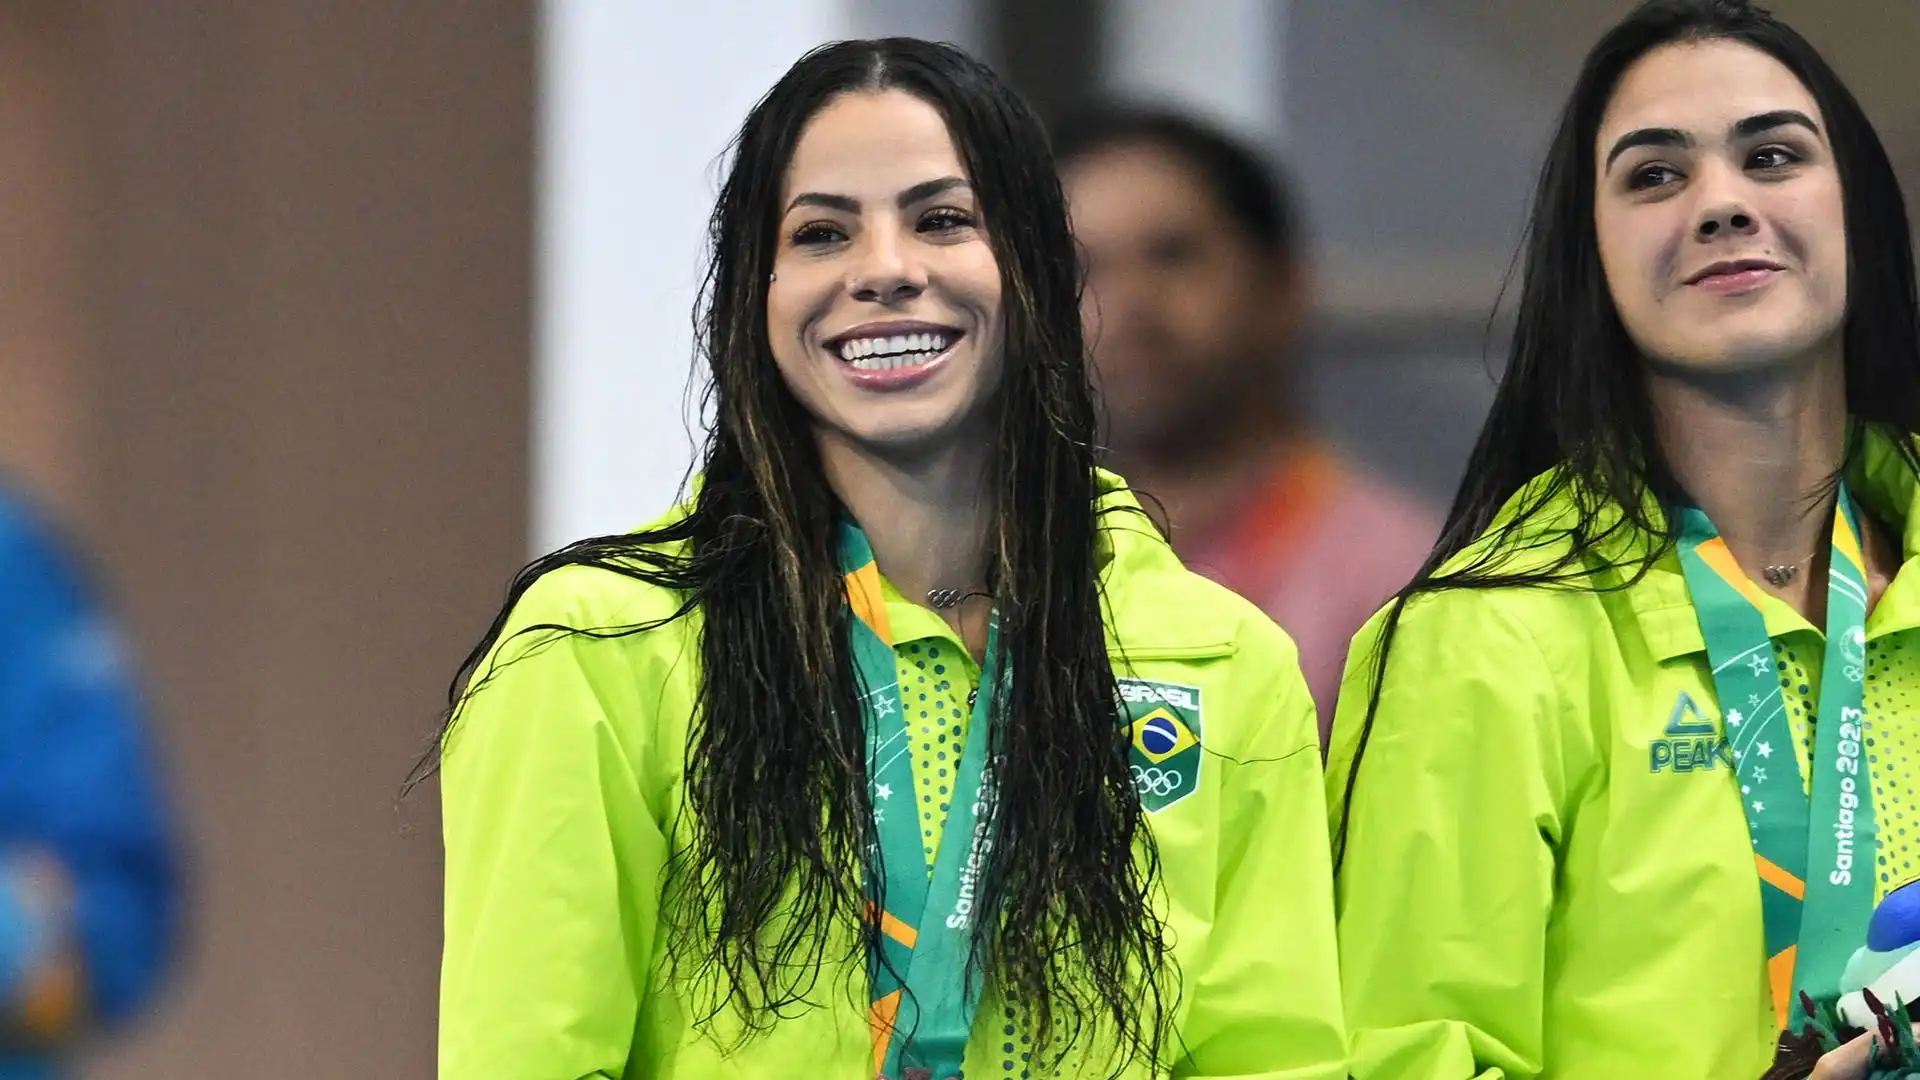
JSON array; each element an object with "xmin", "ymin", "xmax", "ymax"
[{"xmin": 768, "ymin": 271, "xmax": 777, "ymax": 283}]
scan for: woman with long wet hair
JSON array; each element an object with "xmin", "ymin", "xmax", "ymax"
[
  {"xmin": 431, "ymin": 38, "xmax": 1344, "ymax": 1080},
  {"xmin": 1328, "ymin": 2, "xmax": 1920, "ymax": 1077}
]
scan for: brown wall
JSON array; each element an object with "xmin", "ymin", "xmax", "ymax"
[
  {"xmin": 0, "ymin": 6, "xmax": 533, "ymax": 1076},
  {"xmin": 0, "ymin": 5, "xmax": 92, "ymax": 530}
]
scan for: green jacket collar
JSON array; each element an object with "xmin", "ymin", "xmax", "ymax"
[
  {"xmin": 878, "ymin": 469, "xmax": 1239, "ymax": 656},
  {"xmin": 685, "ymin": 468, "xmax": 1241, "ymax": 657},
  {"xmin": 1481, "ymin": 430, "xmax": 1920, "ymax": 663}
]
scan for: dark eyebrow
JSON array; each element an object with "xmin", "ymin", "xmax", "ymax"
[
  {"xmin": 1733, "ymin": 109, "xmax": 1821, "ymax": 140},
  {"xmin": 1604, "ymin": 110, "xmax": 1824, "ymax": 172},
  {"xmin": 1605, "ymin": 127, "xmax": 1690, "ymax": 171},
  {"xmin": 786, "ymin": 192, "xmax": 859, "ymax": 214},
  {"xmin": 898, "ymin": 176, "xmax": 967, "ymax": 206},
  {"xmin": 784, "ymin": 176, "xmax": 969, "ymax": 216}
]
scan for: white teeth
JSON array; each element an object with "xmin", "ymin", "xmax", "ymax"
[{"xmin": 836, "ymin": 330, "xmax": 954, "ymax": 365}]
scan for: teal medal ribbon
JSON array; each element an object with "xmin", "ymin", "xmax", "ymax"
[
  {"xmin": 1676, "ymin": 483, "xmax": 1877, "ymax": 1025},
  {"xmin": 840, "ymin": 519, "xmax": 1002, "ymax": 1079}
]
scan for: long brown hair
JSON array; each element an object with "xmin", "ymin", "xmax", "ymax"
[{"xmin": 424, "ymin": 38, "xmax": 1174, "ymax": 1073}]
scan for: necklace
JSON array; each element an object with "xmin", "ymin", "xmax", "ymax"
[{"xmin": 1762, "ymin": 551, "xmax": 1818, "ymax": 586}]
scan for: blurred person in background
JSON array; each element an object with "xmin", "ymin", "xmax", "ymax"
[
  {"xmin": 0, "ymin": 490, "xmax": 179, "ymax": 1079},
  {"xmin": 435, "ymin": 37, "xmax": 1345, "ymax": 1080},
  {"xmin": 1056, "ymin": 107, "xmax": 1440, "ymax": 732}
]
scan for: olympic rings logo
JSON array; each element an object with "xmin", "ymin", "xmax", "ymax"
[{"xmin": 1131, "ymin": 764, "xmax": 1183, "ymax": 798}]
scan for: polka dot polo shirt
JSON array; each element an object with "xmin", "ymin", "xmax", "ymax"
[
  {"xmin": 877, "ymin": 576, "xmax": 981, "ymax": 871},
  {"xmin": 1772, "ymin": 632, "xmax": 1920, "ymax": 901},
  {"xmin": 874, "ymin": 578, "xmax": 1045, "ymax": 1076}
]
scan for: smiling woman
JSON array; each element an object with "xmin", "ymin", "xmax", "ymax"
[
  {"xmin": 429, "ymin": 37, "xmax": 1346, "ymax": 1080},
  {"xmin": 1595, "ymin": 45, "xmax": 1848, "ymax": 377},
  {"xmin": 767, "ymin": 89, "xmax": 1005, "ymax": 471},
  {"xmin": 1325, "ymin": 2, "xmax": 1920, "ymax": 1079}
]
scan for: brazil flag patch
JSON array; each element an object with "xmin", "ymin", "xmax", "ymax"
[{"xmin": 1118, "ymin": 678, "xmax": 1203, "ymax": 812}]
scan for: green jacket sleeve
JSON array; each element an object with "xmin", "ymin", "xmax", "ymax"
[
  {"xmin": 439, "ymin": 569, "xmax": 672, "ymax": 1080},
  {"xmin": 1326, "ymin": 595, "xmax": 1571, "ymax": 1080},
  {"xmin": 1175, "ymin": 644, "xmax": 1349, "ymax": 1079}
]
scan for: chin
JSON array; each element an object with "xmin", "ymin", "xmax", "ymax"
[
  {"xmin": 1650, "ymin": 312, "xmax": 1837, "ymax": 374},
  {"xmin": 831, "ymin": 409, "xmax": 991, "ymax": 460},
  {"xmin": 1651, "ymin": 343, "xmax": 1821, "ymax": 377}
]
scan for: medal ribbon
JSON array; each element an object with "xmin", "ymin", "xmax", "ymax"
[
  {"xmin": 1676, "ymin": 484, "xmax": 1877, "ymax": 1027},
  {"xmin": 841, "ymin": 520, "xmax": 1002, "ymax": 1079}
]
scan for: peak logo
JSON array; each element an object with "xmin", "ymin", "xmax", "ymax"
[{"xmin": 1650, "ymin": 691, "xmax": 1732, "ymax": 773}]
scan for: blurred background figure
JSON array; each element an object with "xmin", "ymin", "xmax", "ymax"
[
  {"xmin": 0, "ymin": 490, "xmax": 177, "ymax": 1080},
  {"xmin": 1056, "ymin": 108, "xmax": 1439, "ymax": 725}
]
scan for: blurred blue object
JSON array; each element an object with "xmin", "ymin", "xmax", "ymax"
[{"xmin": 0, "ymin": 489, "xmax": 180, "ymax": 1077}]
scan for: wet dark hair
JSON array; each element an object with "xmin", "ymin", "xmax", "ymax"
[
  {"xmin": 421, "ymin": 38, "xmax": 1173, "ymax": 1073},
  {"xmin": 1051, "ymin": 104, "xmax": 1300, "ymax": 257},
  {"xmin": 1334, "ymin": 0, "xmax": 1920, "ymax": 866}
]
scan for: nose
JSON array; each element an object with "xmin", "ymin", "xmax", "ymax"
[
  {"xmin": 848, "ymin": 227, "xmax": 925, "ymax": 304},
  {"xmin": 1692, "ymin": 165, "xmax": 1760, "ymax": 242},
  {"xmin": 1696, "ymin": 206, "xmax": 1758, "ymax": 240}
]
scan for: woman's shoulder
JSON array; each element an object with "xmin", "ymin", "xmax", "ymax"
[
  {"xmin": 1337, "ymin": 565, "xmax": 1626, "ymax": 760},
  {"xmin": 499, "ymin": 496, "xmax": 706, "ymax": 636},
  {"xmin": 478, "ymin": 532, "xmax": 705, "ymax": 690},
  {"xmin": 1359, "ymin": 561, "xmax": 1614, "ymax": 682},
  {"xmin": 1388, "ymin": 474, "xmax": 1648, "ymax": 652},
  {"xmin": 1104, "ymin": 532, "xmax": 1317, "ymax": 759},
  {"xmin": 1104, "ymin": 512, "xmax": 1302, "ymax": 670},
  {"xmin": 452, "ymin": 547, "xmax": 702, "ymax": 776},
  {"xmin": 505, "ymin": 559, "xmax": 691, "ymax": 638}
]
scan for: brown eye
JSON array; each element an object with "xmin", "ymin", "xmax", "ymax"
[
  {"xmin": 791, "ymin": 222, "xmax": 846, "ymax": 246},
  {"xmin": 918, "ymin": 208, "xmax": 975, "ymax": 234},
  {"xmin": 1748, "ymin": 145, "xmax": 1801, "ymax": 171},
  {"xmin": 1628, "ymin": 163, "xmax": 1681, "ymax": 191}
]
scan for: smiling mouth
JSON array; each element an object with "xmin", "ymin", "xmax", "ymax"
[
  {"xmin": 833, "ymin": 330, "xmax": 958, "ymax": 370},
  {"xmin": 1686, "ymin": 258, "xmax": 1786, "ymax": 286}
]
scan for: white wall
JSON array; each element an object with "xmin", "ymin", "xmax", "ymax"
[
  {"xmin": 535, "ymin": 0, "xmax": 852, "ymax": 552},
  {"xmin": 1102, "ymin": 0, "xmax": 1284, "ymax": 144},
  {"xmin": 535, "ymin": 0, "xmax": 985, "ymax": 553}
]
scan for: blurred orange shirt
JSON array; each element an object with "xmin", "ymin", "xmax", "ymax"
[{"xmin": 1180, "ymin": 444, "xmax": 1440, "ymax": 741}]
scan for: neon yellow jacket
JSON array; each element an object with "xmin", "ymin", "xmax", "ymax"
[
  {"xmin": 1327, "ymin": 433, "xmax": 1920, "ymax": 1079},
  {"xmin": 440, "ymin": 473, "xmax": 1347, "ymax": 1079}
]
